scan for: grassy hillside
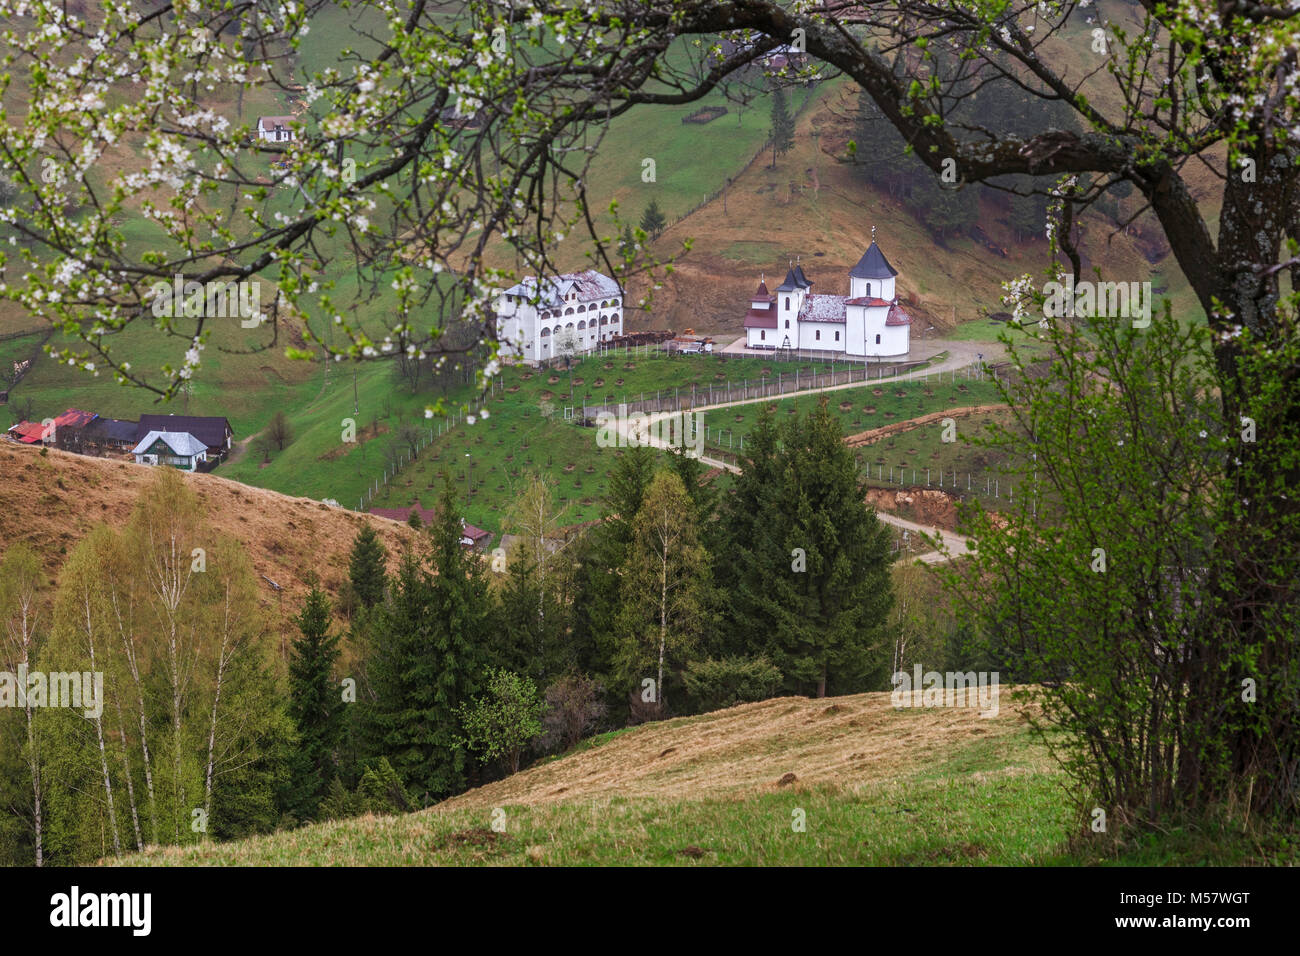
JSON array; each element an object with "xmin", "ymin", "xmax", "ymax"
[
  {"xmin": 0, "ymin": 440, "xmax": 417, "ymax": 639},
  {"xmin": 118, "ymin": 688, "xmax": 1078, "ymax": 866},
  {"xmin": 220, "ymin": 350, "xmax": 852, "ymax": 531},
  {"xmin": 113, "ymin": 686, "xmax": 1297, "ymax": 866},
  {"xmin": 7, "ymin": 342, "xmax": 1017, "ymax": 538}
]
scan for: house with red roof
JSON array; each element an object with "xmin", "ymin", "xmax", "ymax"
[
  {"xmin": 368, "ymin": 507, "xmax": 493, "ymax": 550},
  {"xmin": 7, "ymin": 420, "xmax": 48, "ymax": 444},
  {"xmin": 6, "ymin": 408, "xmax": 97, "ymax": 445},
  {"xmin": 256, "ymin": 115, "xmax": 296, "ymax": 143},
  {"xmin": 744, "ymin": 229, "xmax": 911, "ymax": 358}
]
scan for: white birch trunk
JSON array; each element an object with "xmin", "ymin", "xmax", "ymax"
[{"xmin": 82, "ymin": 593, "xmax": 122, "ymax": 857}]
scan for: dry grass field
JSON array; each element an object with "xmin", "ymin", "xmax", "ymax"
[{"xmin": 0, "ymin": 440, "xmax": 417, "ymax": 640}]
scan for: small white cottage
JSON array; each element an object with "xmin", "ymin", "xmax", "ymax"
[
  {"xmin": 131, "ymin": 431, "xmax": 208, "ymax": 471},
  {"xmin": 256, "ymin": 115, "xmax": 296, "ymax": 143}
]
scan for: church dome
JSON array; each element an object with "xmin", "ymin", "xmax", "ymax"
[{"xmin": 849, "ymin": 241, "xmax": 898, "ymax": 280}]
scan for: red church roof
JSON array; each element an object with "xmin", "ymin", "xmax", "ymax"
[
  {"xmin": 743, "ymin": 303, "xmax": 777, "ymax": 329},
  {"xmin": 744, "ymin": 275, "xmax": 778, "ymax": 328},
  {"xmin": 885, "ymin": 304, "xmax": 913, "ymax": 326},
  {"xmin": 845, "ymin": 296, "xmax": 892, "ymax": 308}
]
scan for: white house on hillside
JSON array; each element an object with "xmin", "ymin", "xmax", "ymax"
[
  {"xmin": 493, "ymin": 270, "xmax": 624, "ymax": 364},
  {"xmin": 131, "ymin": 431, "xmax": 208, "ymax": 472},
  {"xmin": 256, "ymin": 115, "xmax": 296, "ymax": 142},
  {"xmin": 744, "ymin": 233, "xmax": 911, "ymax": 358}
]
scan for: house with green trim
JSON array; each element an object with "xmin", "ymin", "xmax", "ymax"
[{"xmin": 130, "ymin": 431, "xmax": 209, "ymax": 472}]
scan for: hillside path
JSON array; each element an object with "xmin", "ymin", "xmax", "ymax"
[
  {"xmin": 688, "ymin": 340, "xmax": 999, "ymax": 414},
  {"xmin": 611, "ymin": 340, "xmax": 990, "ymax": 563},
  {"xmin": 614, "ymin": 417, "xmax": 971, "ymax": 565}
]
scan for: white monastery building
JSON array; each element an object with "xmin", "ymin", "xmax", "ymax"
[
  {"xmin": 494, "ymin": 270, "xmax": 624, "ymax": 364},
  {"xmin": 744, "ymin": 233, "xmax": 911, "ymax": 358}
]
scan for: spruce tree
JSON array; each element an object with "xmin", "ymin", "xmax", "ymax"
[
  {"xmin": 667, "ymin": 443, "xmax": 716, "ymax": 530},
  {"xmin": 726, "ymin": 400, "xmax": 894, "ymax": 696},
  {"xmin": 617, "ymin": 223, "xmax": 636, "ymax": 258},
  {"xmin": 716, "ymin": 408, "xmax": 781, "ymax": 654},
  {"xmin": 286, "ymin": 581, "xmax": 342, "ymax": 820},
  {"xmin": 572, "ymin": 444, "xmax": 657, "ymax": 684},
  {"xmin": 639, "ymin": 200, "xmax": 666, "ymax": 242},
  {"xmin": 348, "ymin": 523, "xmax": 388, "ymax": 608},
  {"xmin": 769, "ymin": 85, "xmax": 795, "ymax": 168},
  {"xmin": 495, "ymin": 556, "xmax": 567, "ymax": 683},
  {"xmin": 362, "ymin": 483, "xmax": 494, "ymax": 802}
]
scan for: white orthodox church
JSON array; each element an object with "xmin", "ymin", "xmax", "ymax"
[
  {"xmin": 743, "ymin": 234, "xmax": 911, "ymax": 358},
  {"xmin": 493, "ymin": 270, "xmax": 624, "ymax": 364}
]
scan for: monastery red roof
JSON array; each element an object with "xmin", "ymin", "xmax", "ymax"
[
  {"xmin": 743, "ymin": 301, "xmax": 778, "ymax": 329},
  {"xmin": 885, "ymin": 304, "xmax": 913, "ymax": 326}
]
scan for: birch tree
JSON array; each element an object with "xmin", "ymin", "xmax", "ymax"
[
  {"xmin": 99, "ymin": 531, "xmax": 156, "ymax": 848},
  {"xmin": 617, "ymin": 471, "xmax": 711, "ymax": 714},
  {"xmin": 126, "ymin": 467, "xmax": 207, "ymax": 843},
  {"xmin": 0, "ymin": 545, "xmax": 44, "ymax": 865},
  {"xmin": 52, "ymin": 528, "xmax": 123, "ymax": 858}
]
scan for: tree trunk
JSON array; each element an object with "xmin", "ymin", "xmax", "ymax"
[
  {"xmin": 24, "ymin": 700, "xmax": 41, "ymax": 867},
  {"xmin": 658, "ymin": 542, "xmax": 668, "ymax": 712},
  {"xmin": 83, "ymin": 600, "xmax": 122, "ymax": 857},
  {"xmin": 114, "ymin": 694, "xmax": 144, "ymax": 851},
  {"xmin": 110, "ymin": 588, "xmax": 158, "ymax": 843},
  {"xmin": 204, "ymin": 585, "xmax": 237, "ymax": 825}
]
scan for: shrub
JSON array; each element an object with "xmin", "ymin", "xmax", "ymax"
[
  {"xmin": 683, "ymin": 655, "xmax": 783, "ymax": 713},
  {"xmin": 541, "ymin": 673, "xmax": 607, "ymax": 752}
]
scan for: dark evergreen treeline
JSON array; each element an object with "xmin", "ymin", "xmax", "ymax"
[
  {"xmin": 0, "ymin": 399, "xmax": 897, "ymax": 861},
  {"xmin": 309, "ymin": 397, "xmax": 897, "ymax": 821}
]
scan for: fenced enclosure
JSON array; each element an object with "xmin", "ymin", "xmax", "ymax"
[{"xmin": 574, "ymin": 359, "xmax": 1004, "ymax": 422}]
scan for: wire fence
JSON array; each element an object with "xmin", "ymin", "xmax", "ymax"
[
  {"xmin": 355, "ymin": 409, "xmax": 474, "ymax": 512},
  {"xmin": 860, "ymin": 464, "xmax": 1032, "ymax": 510},
  {"xmin": 572, "ymin": 359, "xmax": 1004, "ymax": 421}
]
